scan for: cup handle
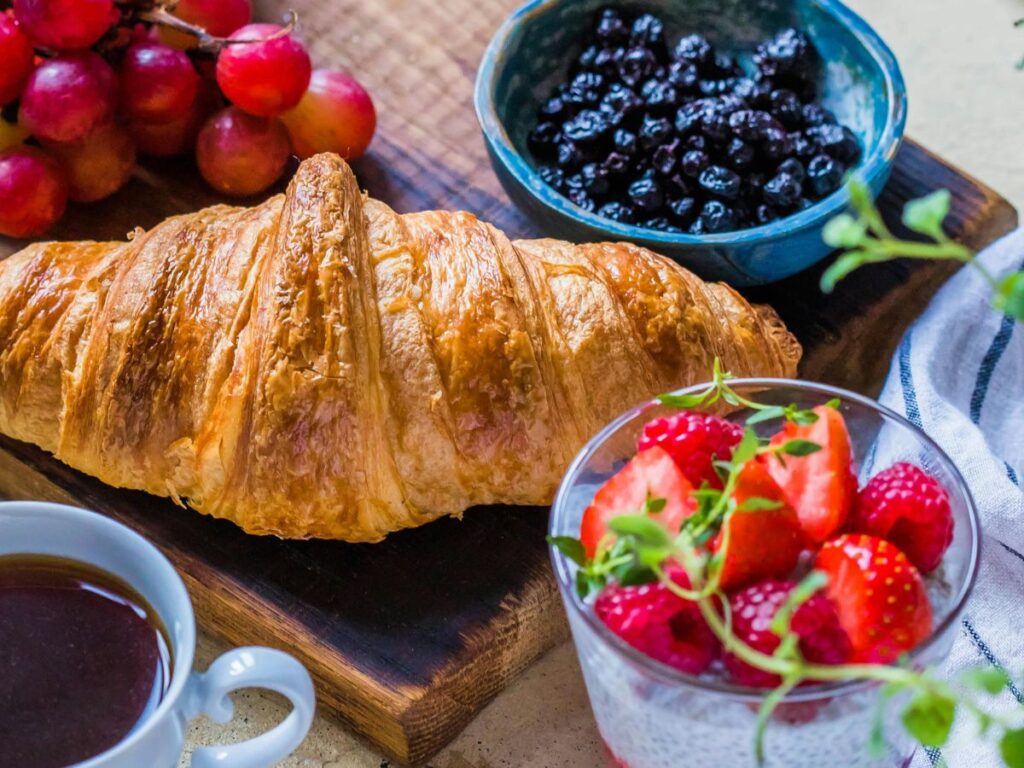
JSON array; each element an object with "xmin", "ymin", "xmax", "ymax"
[{"xmin": 186, "ymin": 646, "xmax": 315, "ymax": 768}]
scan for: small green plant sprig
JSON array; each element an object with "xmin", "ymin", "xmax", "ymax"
[
  {"xmin": 549, "ymin": 365, "xmax": 1024, "ymax": 765},
  {"xmin": 819, "ymin": 180, "xmax": 1024, "ymax": 322}
]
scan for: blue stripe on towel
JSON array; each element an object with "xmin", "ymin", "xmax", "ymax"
[
  {"xmin": 962, "ymin": 617, "xmax": 1024, "ymax": 704},
  {"xmin": 970, "ymin": 312, "xmax": 1017, "ymax": 423},
  {"xmin": 1000, "ymin": 541, "xmax": 1024, "ymax": 566},
  {"xmin": 1005, "ymin": 461, "xmax": 1019, "ymax": 486},
  {"xmin": 898, "ymin": 333, "xmax": 923, "ymax": 428},
  {"xmin": 924, "ymin": 746, "xmax": 942, "ymax": 766}
]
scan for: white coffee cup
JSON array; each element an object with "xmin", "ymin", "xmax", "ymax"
[{"xmin": 0, "ymin": 501, "xmax": 316, "ymax": 768}]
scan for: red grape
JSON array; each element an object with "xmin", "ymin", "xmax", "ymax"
[
  {"xmin": 43, "ymin": 122, "xmax": 136, "ymax": 203},
  {"xmin": 119, "ymin": 41, "xmax": 199, "ymax": 124},
  {"xmin": 161, "ymin": 0, "xmax": 251, "ymax": 48},
  {"xmin": 0, "ymin": 146, "xmax": 67, "ymax": 238},
  {"xmin": 196, "ymin": 106, "xmax": 291, "ymax": 196},
  {"xmin": 282, "ymin": 69, "xmax": 376, "ymax": 160},
  {"xmin": 12, "ymin": 0, "xmax": 116, "ymax": 51},
  {"xmin": 131, "ymin": 81, "xmax": 221, "ymax": 157},
  {"xmin": 19, "ymin": 52, "xmax": 117, "ymax": 143},
  {"xmin": 0, "ymin": 14, "xmax": 34, "ymax": 106},
  {"xmin": 216, "ymin": 24, "xmax": 311, "ymax": 117}
]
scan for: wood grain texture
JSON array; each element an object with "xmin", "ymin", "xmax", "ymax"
[{"xmin": 0, "ymin": 0, "xmax": 1017, "ymax": 764}]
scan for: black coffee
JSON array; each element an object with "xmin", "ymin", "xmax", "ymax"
[{"xmin": 0, "ymin": 555, "xmax": 171, "ymax": 767}]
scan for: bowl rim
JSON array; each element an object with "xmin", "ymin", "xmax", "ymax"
[
  {"xmin": 548, "ymin": 378, "xmax": 981, "ymax": 702},
  {"xmin": 474, "ymin": 0, "xmax": 908, "ymax": 246}
]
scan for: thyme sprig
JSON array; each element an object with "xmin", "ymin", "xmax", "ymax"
[
  {"xmin": 549, "ymin": 367, "xmax": 1024, "ymax": 765},
  {"xmin": 820, "ymin": 180, "xmax": 1024, "ymax": 322}
]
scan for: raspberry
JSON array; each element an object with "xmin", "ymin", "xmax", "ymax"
[
  {"xmin": 852, "ymin": 462, "xmax": 953, "ymax": 573},
  {"xmin": 637, "ymin": 411, "xmax": 743, "ymax": 487},
  {"xmin": 595, "ymin": 569, "xmax": 717, "ymax": 675},
  {"xmin": 724, "ymin": 579, "xmax": 851, "ymax": 688}
]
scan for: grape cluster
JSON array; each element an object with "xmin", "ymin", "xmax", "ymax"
[
  {"xmin": 0, "ymin": 0, "xmax": 377, "ymax": 238},
  {"xmin": 528, "ymin": 8, "xmax": 861, "ymax": 234}
]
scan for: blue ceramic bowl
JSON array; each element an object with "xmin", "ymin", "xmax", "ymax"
[{"xmin": 474, "ymin": 0, "xmax": 907, "ymax": 286}]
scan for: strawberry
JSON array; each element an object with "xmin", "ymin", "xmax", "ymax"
[
  {"xmin": 765, "ymin": 405, "xmax": 857, "ymax": 544},
  {"xmin": 713, "ymin": 460, "xmax": 804, "ymax": 591},
  {"xmin": 580, "ymin": 446, "xmax": 696, "ymax": 558},
  {"xmin": 637, "ymin": 410, "xmax": 743, "ymax": 488},
  {"xmin": 814, "ymin": 534, "xmax": 933, "ymax": 663},
  {"xmin": 724, "ymin": 579, "xmax": 852, "ymax": 688},
  {"xmin": 595, "ymin": 568, "xmax": 717, "ymax": 675},
  {"xmin": 851, "ymin": 462, "xmax": 953, "ymax": 574}
]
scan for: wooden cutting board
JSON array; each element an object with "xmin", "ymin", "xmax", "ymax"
[{"xmin": 0, "ymin": 0, "xmax": 1017, "ymax": 765}]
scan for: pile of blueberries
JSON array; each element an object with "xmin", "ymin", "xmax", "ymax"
[{"xmin": 527, "ymin": 8, "xmax": 862, "ymax": 234}]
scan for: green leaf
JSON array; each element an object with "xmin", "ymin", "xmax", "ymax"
[
  {"xmin": 959, "ymin": 666, "xmax": 1009, "ymax": 694},
  {"xmin": 1001, "ymin": 728, "xmax": 1024, "ymax": 768},
  {"xmin": 614, "ymin": 563, "xmax": 657, "ymax": 587},
  {"xmin": 821, "ymin": 250, "xmax": 873, "ymax": 293},
  {"xmin": 787, "ymin": 405, "xmax": 821, "ymax": 425},
  {"xmin": 547, "ymin": 535, "xmax": 587, "ymax": 567},
  {"xmin": 745, "ymin": 405, "xmax": 787, "ymax": 425},
  {"xmin": 901, "ymin": 692, "xmax": 956, "ymax": 747},
  {"xmin": 574, "ymin": 569, "xmax": 594, "ymax": 599},
  {"xmin": 822, "ymin": 213, "xmax": 868, "ymax": 248},
  {"xmin": 739, "ymin": 496, "xmax": 783, "ymax": 512},
  {"xmin": 847, "ymin": 179, "xmax": 874, "ymax": 216},
  {"xmin": 777, "ymin": 439, "xmax": 822, "ymax": 457},
  {"xmin": 770, "ymin": 570, "xmax": 828, "ymax": 636},
  {"xmin": 731, "ymin": 428, "xmax": 761, "ymax": 466},
  {"xmin": 993, "ymin": 272, "xmax": 1024, "ymax": 321},
  {"xmin": 658, "ymin": 389, "xmax": 712, "ymax": 409},
  {"xmin": 644, "ymin": 496, "xmax": 667, "ymax": 515},
  {"xmin": 608, "ymin": 515, "xmax": 671, "ymax": 547},
  {"xmin": 902, "ymin": 189, "xmax": 951, "ymax": 240},
  {"xmin": 825, "ymin": 397, "xmax": 841, "ymax": 409}
]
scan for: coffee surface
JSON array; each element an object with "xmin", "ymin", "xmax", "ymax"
[{"xmin": 0, "ymin": 555, "xmax": 171, "ymax": 767}]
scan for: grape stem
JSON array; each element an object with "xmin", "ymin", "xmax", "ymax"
[{"xmin": 131, "ymin": 5, "xmax": 299, "ymax": 54}]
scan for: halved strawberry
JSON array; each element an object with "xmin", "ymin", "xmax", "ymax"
[
  {"xmin": 765, "ymin": 405, "xmax": 857, "ymax": 544},
  {"xmin": 580, "ymin": 446, "xmax": 697, "ymax": 559},
  {"xmin": 712, "ymin": 460, "xmax": 804, "ymax": 591},
  {"xmin": 814, "ymin": 534, "xmax": 933, "ymax": 663}
]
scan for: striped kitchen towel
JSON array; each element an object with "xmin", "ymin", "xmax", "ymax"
[{"xmin": 875, "ymin": 228, "xmax": 1024, "ymax": 767}]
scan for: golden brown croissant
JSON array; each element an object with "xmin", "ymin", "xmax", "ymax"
[{"xmin": 0, "ymin": 154, "xmax": 800, "ymax": 541}]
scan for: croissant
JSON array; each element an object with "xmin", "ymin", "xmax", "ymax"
[{"xmin": 0, "ymin": 154, "xmax": 799, "ymax": 541}]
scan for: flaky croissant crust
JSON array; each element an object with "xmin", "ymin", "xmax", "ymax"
[{"xmin": 0, "ymin": 154, "xmax": 800, "ymax": 541}]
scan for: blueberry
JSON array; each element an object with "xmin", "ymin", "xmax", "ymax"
[
  {"xmin": 701, "ymin": 111, "xmax": 730, "ymax": 141},
  {"xmin": 580, "ymin": 162, "xmax": 610, "ymax": 196},
  {"xmin": 597, "ymin": 201, "xmax": 637, "ymax": 223},
  {"xmin": 575, "ymin": 44, "xmax": 601, "ymax": 72},
  {"xmin": 699, "ymin": 199, "xmax": 736, "ymax": 232},
  {"xmin": 602, "ymin": 151, "xmax": 630, "ymax": 177},
  {"xmin": 806, "ymin": 124, "xmax": 860, "ymax": 163},
  {"xmin": 567, "ymin": 188, "xmax": 596, "ymax": 212},
  {"xmin": 564, "ymin": 172, "xmax": 585, "ymax": 191},
  {"xmin": 601, "ymin": 83, "xmax": 642, "ymax": 120},
  {"xmin": 593, "ymin": 47, "xmax": 625, "ymax": 76},
  {"xmin": 594, "ymin": 9, "xmax": 628, "ymax": 47},
  {"xmin": 762, "ymin": 172, "xmax": 802, "ymax": 207},
  {"xmin": 729, "ymin": 77, "xmax": 758, "ymax": 102},
  {"xmin": 562, "ymin": 109, "xmax": 611, "ymax": 143},
  {"xmin": 613, "ymin": 128, "xmax": 638, "ymax": 156},
  {"xmin": 642, "ymin": 217, "xmax": 679, "ymax": 232},
  {"xmin": 539, "ymin": 96, "xmax": 566, "ymax": 120},
  {"xmin": 681, "ymin": 149, "xmax": 710, "ymax": 177},
  {"xmin": 762, "ymin": 126, "xmax": 794, "ymax": 159},
  {"xmin": 698, "ymin": 165, "xmax": 742, "ymax": 200},
  {"xmin": 561, "ymin": 82, "xmax": 601, "ymax": 111},
  {"xmin": 652, "ymin": 139, "xmax": 680, "ymax": 175},
  {"xmin": 527, "ymin": 121, "xmax": 561, "ymax": 159},
  {"xmin": 673, "ymin": 34, "xmax": 713, "ymax": 67},
  {"xmin": 770, "ymin": 89, "xmax": 802, "ymax": 128},
  {"xmin": 684, "ymin": 134, "xmax": 707, "ymax": 151},
  {"xmin": 806, "ymin": 154, "xmax": 843, "ymax": 197},
  {"xmin": 638, "ymin": 115, "xmax": 672, "ymax": 150},
  {"xmin": 664, "ymin": 173, "xmax": 691, "ymax": 196},
  {"xmin": 791, "ymin": 131, "xmax": 815, "ymax": 159},
  {"xmin": 777, "ymin": 157, "xmax": 806, "ymax": 182},
  {"xmin": 754, "ymin": 28, "xmax": 819, "ymax": 82},
  {"xmin": 698, "ymin": 78, "xmax": 737, "ymax": 97},
  {"xmin": 619, "ymin": 47, "xmax": 658, "ymax": 86},
  {"xmin": 755, "ymin": 203, "xmax": 779, "ymax": 225},
  {"xmin": 538, "ymin": 165, "xmax": 565, "ymax": 191},
  {"xmin": 802, "ymin": 103, "xmax": 835, "ymax": 127},
  {"xmin": 628, "ymin": 177, "xmax": 665, "ymax": 211},
  {"xmin": 668, "ymin": 196, "xmax": 697, "ymax": 224},
  {"xmin": 725, "ymin": 137, "xmax": 755, "ymax": 171},
  {"xmin": 728, "ymin": 110, "xmax": 781, "ymax": 141},
  {"xmin": 711, "ymin": 53, "xmax": 740, "ymax": 78},
  {"xmin": 688, "ymin": 218, "xmax": 707, "ymax": 235},
  {"xmin": 675, "ymin": 100, "xmax": 706, "ymax": 134},
  {"xmin": 557, "ymin": 141, "xmax": 585, "ymax": 169},
  {"xmin": 630, "ymin": 13, "xmax": 667, "ymax": 56},
  {"xmin": 641, "ymin": 78, "xmax": 679, "ymax": 112},
  {"xmin": 667, "ymin": 60, "xmax": 699, "ymax": 91}
]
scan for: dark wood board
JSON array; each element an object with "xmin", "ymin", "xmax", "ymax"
[{"xmin": 0, "ymin": 0, "xmax": 1017, "ymax": 763}]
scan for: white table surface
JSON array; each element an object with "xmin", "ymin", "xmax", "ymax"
[{"xmin": 180, "ymin": 0, "xmax": 1024, "ymax": 765}]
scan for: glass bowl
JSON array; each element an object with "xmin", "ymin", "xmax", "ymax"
[{"xmin": 549, "ymin": 379, "xmax": 980, "ymax": 768}]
